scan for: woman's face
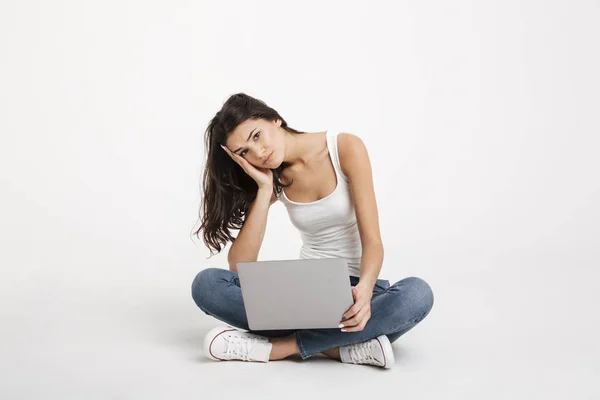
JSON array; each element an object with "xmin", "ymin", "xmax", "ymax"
[{"xmin": 224, "ymin": 118, "xmax": 283, "ymax": 169}]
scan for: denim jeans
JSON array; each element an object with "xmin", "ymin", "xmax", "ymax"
[{"xmin": 191, "ymin": 267, "xmax": 434, "ymax": 359}]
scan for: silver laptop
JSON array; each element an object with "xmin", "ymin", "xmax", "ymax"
[{"xmin": 237, "ymin": 258, "xmax": 354, "ymax": 330}]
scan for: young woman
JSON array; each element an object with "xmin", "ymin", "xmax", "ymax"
[{"xmin": 191, "ymin": 93, "xmax": 434, "ymax": 368}]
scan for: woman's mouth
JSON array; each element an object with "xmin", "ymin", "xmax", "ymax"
[{"xmin": 263, "ymin": 151, "xmax": 273, "ymax": 165}]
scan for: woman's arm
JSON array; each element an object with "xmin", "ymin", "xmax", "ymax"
[
  {"xmin": 337, "ymin": 133, "xmax": 384, "ymax": 289},
  {"xmin": 227, "ymin": 186, "xmax": 277, "ymax": 272}
]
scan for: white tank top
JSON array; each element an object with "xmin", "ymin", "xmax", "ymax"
[{"xmin": 277, "ymin": 131, "xmax": 362, "ymax": 277}]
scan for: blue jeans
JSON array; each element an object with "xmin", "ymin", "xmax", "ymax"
[{"xmin": 191, "ymin": 268, "xmax": 434, "ymax": 359}]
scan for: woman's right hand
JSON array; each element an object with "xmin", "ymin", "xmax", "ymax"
[{"xmin": 221, "ymin": 144, "xmax": 273, "ymax": 189}]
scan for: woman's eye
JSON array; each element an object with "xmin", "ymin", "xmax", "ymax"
[{"xmin": 238, "ymin": 133, "xmax": 259, "ymax": 157}]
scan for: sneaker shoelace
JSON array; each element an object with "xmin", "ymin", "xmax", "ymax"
[
  {"xmin": 223, "ymin": 333, "xmax": 261, "ymax": 361},
  {"xmin": 348, "ymin": 340, "xmax": 380, "ymax": 366}
]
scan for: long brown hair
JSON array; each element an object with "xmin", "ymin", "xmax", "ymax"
[{"xmin": 192, "ymin": 92, "xmax": 304, "ymax": 256}]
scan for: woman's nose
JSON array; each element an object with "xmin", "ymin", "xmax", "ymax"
[{"xmin": 255, "ymin": 147, "xmax": 266, "ymax": 158}]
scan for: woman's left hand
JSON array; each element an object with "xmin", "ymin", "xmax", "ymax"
[{"xmin": 339, "ymin": 283, "xmax": 373, "ymax": 332}]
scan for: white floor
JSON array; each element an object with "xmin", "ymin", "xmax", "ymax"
[{"xmin": 1, "ymin": 238, "xmax": 598, "ymax": 400}]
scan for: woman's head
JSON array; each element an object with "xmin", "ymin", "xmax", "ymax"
[
  {"xmin": 193, "ymin": 92, "xmax": 304, "ymax": 255},
  {"xmin": 223, "ymin": 117, "xmax": 286, "ymax": 170}
]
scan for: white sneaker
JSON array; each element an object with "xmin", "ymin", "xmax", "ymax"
[
  {"xmin": 203, "ymin": 326, "xmax": 273, "ymax": 362},
  {"xmin": 340, "ymin": 334, "xmax": 395, "ymax": 369}
]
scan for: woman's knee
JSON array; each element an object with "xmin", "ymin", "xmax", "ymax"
[
  {"xmin": 191, "ymin": 267, "xmax": 229, "ymax": 310},
  {"xmin": 395, "ymin": 276, "xmax": 434, "ymax": 322}
]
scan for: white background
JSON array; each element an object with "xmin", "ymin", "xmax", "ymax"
[{"xmin": 1, "ymin": 0, "xmax": 598, "ymax": 398}]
